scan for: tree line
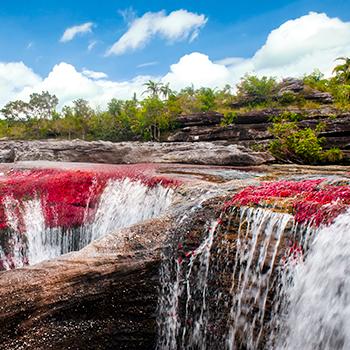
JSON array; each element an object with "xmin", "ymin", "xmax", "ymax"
[{"xmin": 0, "ymin": 57, "xmax": 349, "ymax": 142}]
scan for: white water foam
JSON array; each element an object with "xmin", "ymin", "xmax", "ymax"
[
  {"xmin": 227, "ymin": 207, "xmax": 293, "ymax": 350},
  {"xmin": 0, "ymin": 178, "xmax": 173, "ymax": 268},
  {"xmin": 279, "ymin": 208, "xmax": 350, "ymax": 350}
]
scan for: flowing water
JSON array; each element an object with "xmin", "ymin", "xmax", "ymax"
[
  {"xmin": 158, "ymin": 203, "xmax": 350, "ymax": 350},
  {"xmin": 0, "ymin": 178, "xmax": 173, "ymax": 269},
  {"xmin": 278, "ymin": 209, "xmax": 350, "ymax": 350}
]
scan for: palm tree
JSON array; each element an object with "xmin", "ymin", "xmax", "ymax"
[
  {"xmin": 333, "ymin": 57, "xmax": 350, "ymax": 84},
  {"xmin": 159, "ymin": 83, "xmax": 173, "ymax": 99},
  {"xmin": 142, "ymin": 80, "xmax": 162, "ymax": 98}
]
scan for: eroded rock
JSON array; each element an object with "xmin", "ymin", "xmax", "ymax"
[
  {"xmin": 0, "ymin": 140, "xmax": 274, "ymax": 166},
  {"xmin": 0, "ymin": 217, "xmax": 171, "ymax": 350}
]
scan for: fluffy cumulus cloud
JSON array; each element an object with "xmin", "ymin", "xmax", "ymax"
[
  {"xmin": 14, "ymin": 63, "xmax": 153, "ymax": 109},
  {"xmin": 252, "ymin": 12, "xmax": 350, "ymax": 77},
  {"xmin": 163, "ymin": 12, "xmax": 350, "ymax": 89},
  {"xmin": 82, "ymin": 69, "xmax": 108, "ymax": 80},
  {"xmin": 60, "ymin": 22, "xmax": 94, "ymax": 43},
  {"xmin": 106, "ymin": 9, "xmax": 207, "ymax": 56},
  {"xmin": 163, "ymin": 52, "xmax": 231, "ymax": 90},
  {"xmin": 0, "ymin": 62, "xmax": 41, "ymax": 107},
  {"xmin": 1, "ymin": 12, "xmax": 350, "ymax": 109}
]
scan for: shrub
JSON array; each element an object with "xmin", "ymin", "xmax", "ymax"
[
  {"xmin": 236, "ymin": 74, "xmax": 277, "ymax": 106},
  {"xmin": 269, "ymin": 119, "xmax": 343, "ymax": 164},
  {"xmin": 221, "ymin": 111, "xmax": 237, "ymax": 126},
  {"xmin": 278, "ymin": 91, "xmax": 300, "ymax": 105},
  {"xmin": 322, "ymin": 148, "xmax": 344, "ymax": 163}
]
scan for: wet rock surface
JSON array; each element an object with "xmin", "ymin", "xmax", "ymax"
[
  {"xmin": 0, "ymin": 217, "xmax": 171, "ymax": 350},
  {"xmin": 0, "ymin": 163, "xmax": 350, "ymax": 349}
]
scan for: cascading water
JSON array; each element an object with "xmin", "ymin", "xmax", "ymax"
[
  {"xmin": 157, "ymin": 177, "xmax": 350, "ymax": 350},
  {"xmin": 157, "ymin": 206, "xmax": 304, "ymax": 350},
  {"xmin": 227, "ymin": 207, "xmax": 294, "ymax": 350},
  {"xmin": 0, "ymin": 177, "xmax": 173, "ymax": 269},
  {"xmin": 278, "ymin": 208, "xmax": 350, "ymax": 350}
]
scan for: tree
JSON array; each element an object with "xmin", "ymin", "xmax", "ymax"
[
  {"xmin": 143, "ymin": 80, "xmax": 162, "ymax": 98},
  {"xmin": 28, "ymin": 91, "xmax": 59, "ymax": 119},
  {"xmin": 236, "ymin": 74, "xmax": 277, "ymax": 106},
  {"xmin": 333, "ymin": 57, "xmax": 350, "ymax": 84},
  {"xmin": 160, "ymin": 83, "xmax": 173, "ymax": 99},
  {"xmin": 196, "ymin": 87, "xmax": 216, "ymax": 111},
  {"xmin": 1, "ymin": 100, "xmax": 30, "ymax": 121},
  {"xmin": 139, "ymin": 97, "xmax": 165, "ymax": 141},
  {"xmin": 108, "ymin": 98, "xmax": 124, "ymax": 117}
]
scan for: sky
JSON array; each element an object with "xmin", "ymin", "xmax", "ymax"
[{"xmin": 1, "ymin": 0, "xmax": 350, "ymax": 108}]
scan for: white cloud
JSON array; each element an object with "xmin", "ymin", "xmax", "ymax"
[
  {"xmin": 14, "ymin": 62, "xmax": 153, "ymax": 109},
  {"xmin": 252, "ymin": 12, "xmax": 350, "ymax": 77},
  {"xmin": 87, "ymin": 40, "xmax": 97, "ymax": 51},
  {"xmin": 0, "ymin": 62, "xmax": 41, "ymax": 107},
  {"xmin": 1, "ymin": 12, "xmax": 350, "ymax": 110},
  {"xmin": 163, "ymin": 52, "xmax": 231, "ymax": 90},
  {"xmin": 106, "ymin": 9, "xmax": 207, "ymax": 56},
  {"xmin": 164, "ymin": 12, "xmax": 350, "ymax": 89},
  {"xmin": 60, "ymin": 22, "xmax": 94, "ymax": 43},
  {"xmin": 82, "ymin": 69, "xmax": 108, "ymax": 80},
  {"xmin": 137, "ymin": 61, "xmax": 159, "ymax": 68}
]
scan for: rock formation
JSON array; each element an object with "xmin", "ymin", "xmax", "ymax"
[
  {"xmin": 0, "ymin": 140, "xmax": 273, "ymax": 166},
  {"xmin": 167, "ymin": 107, "xmax": 350, "ymax": 162}
]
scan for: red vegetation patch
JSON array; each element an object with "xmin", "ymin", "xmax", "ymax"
[
  {"xmin": 0, "ymin": 166, "xmax": 178, "ymax": 230},
  {"xmin": 225, "ymin": 179, "xmax": 350, "ymax": 227}
]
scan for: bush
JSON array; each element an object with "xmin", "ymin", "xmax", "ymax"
[
  {"xmin": 236, "ymin": 74, "xmax": 277, "ymax": 106},
  {"xmin": 221, "ymin": 111, "xmax": 237, "ymax": 126},
  {"xmin": 322, "ymin": 148, "xmax": 344, "ymax": 163},
  {"xmin": 269, "ymin": 119, "xmax": 343, "ymax": 164}
]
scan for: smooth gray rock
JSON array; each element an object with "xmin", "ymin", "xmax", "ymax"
[{"xmin": 0, "ymin": 140, "xmax": 274, "ymax": 166}]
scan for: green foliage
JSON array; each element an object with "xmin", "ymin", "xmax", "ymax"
[
  {"xmin": 269, "ymin": 118, "xmax": 343, "ymax": 164},
  {"xmin": 278, "ymin": 91, "xmax": 301, "ymax": 106},
  {"xmin": 333, "ymin": 57, "xmax": 350, "ymax": 84},
  {"xmin": 322, "ymin": 148, "xmax": 344, "ymax": 163},
  {"xmin": 221, "ymin": 111, "xmax": 237, "ymax": 126},
  {"xmin": 196, "ymin": 87, "xmax": 216, "ymax": 111},
  {"xmin": 0, "ymin": 57, "xmax": 348, "ymax": 152},
  {"xmin": 303, "ymin": 69, "xmax": 329, "ymax": 91},
  {"xmin": 269, "ymin": 122, "xmax": 323, "ymax": 164},
  {"xmin": 270, "ymin": 111, "xmax": 303, "ymax": 123},
  {"xmin": 236, "ymin": 74, "xmax": 277, "ymax": 106}
]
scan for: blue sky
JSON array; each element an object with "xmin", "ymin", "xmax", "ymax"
[
  {"xmin": 0, "ymin": 0, "xmax": 350, "ymax": 107},
  {"xmin": 0, "ymin": 0, "xmax": 349, "ymax": 79}
]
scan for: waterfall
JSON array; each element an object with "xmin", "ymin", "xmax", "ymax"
[
  {"xmin": 227, "ymin": 207, "xmax": 293, "ymax": 350},
  {"xmin": 278, "ymin": 208, "xmax": 350, "ymax": 350},
  {"xmin": 157, "ymin": 220, "xmax": 218, "ymax": 350},
  {"xmin": 158, "ymin": 199, "xmax": 350, "ymax": 350},
  {"xmin": 1, "ymin": 178, "xmax": 173, "ymax": 269},
  {"xmin": 157, "ymin": 207, "xmax": 296, "ymax": 349}
]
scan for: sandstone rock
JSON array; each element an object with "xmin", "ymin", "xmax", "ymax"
[
  {"xmin": 0, "ymin": 217, "xmax": 171, "ymax": 350},
  {"xmin": 278, "ymin": 78, "xmax": 334, "ymax": 104},
  {"xmin": 0, "ymin": 140, "xmax": 274, "ymax": 166},
  {"xmin": 278, "ymin": 78, "xmax": 304, "ymax": 94},
  {"xmin": 175, "ymin": 112, "xmax": 223, "ymax": 127}
]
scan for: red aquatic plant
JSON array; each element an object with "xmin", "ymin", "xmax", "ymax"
[
  {"xmin": 225, "ymin": 179, "xmax": 350, "ymax": 227},
  {"xmin": 0, "ymin": 166, "xmax": 178, "ymax": 231}
]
